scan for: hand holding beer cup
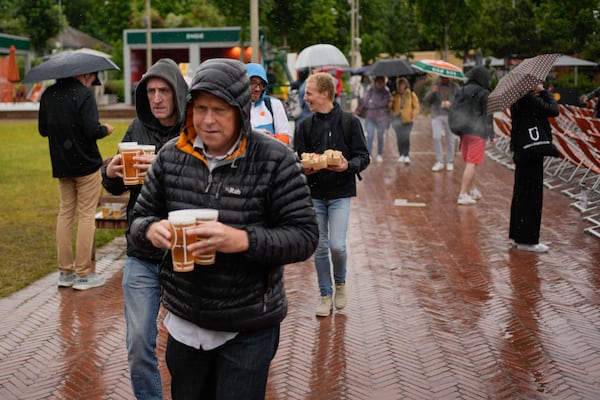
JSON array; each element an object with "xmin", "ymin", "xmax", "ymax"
[
  {"xmin": 189, "ymin": 209, "xmax": 219, "ymax": 265},
  {"xmin": 105, "ymin": 154, "xmax": 124, "ymax": 179},
  {"xmin": 136, "ymin": 145, "xmax": 156, "ymax": 184},
  {"xmin": 167, "ymin": 210, "xmax": 199, "ymax": 272},
  {"xmin": 118, "ymin": 142, "xmax": 142, "ymax": 185}
]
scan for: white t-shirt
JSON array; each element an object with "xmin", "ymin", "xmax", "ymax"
[{"xmin": 250, "ymin": 97, "xmax": 292, "ymax": 144}]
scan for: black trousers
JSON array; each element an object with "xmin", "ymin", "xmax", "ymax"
[{"xmin": 509, "ymin": 156, "xmax": 544, "ymax": 244}]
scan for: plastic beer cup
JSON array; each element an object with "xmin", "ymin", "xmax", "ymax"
[
  {"xmin": 168, "ymin": 210, "xmax": 198, "ymax": 272},
  {"xmin": 137, "ymin": 145, "xmax": 156, "ymax": 184},
  {"xmin": 118, "ymin": 142, "xmax": 142, "ymax": 185},
  {"xmin": 190, "ymin": 209, "xmax": 219, "ymax": 265}
]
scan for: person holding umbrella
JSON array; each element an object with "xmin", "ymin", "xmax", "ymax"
[
  {"xmin": 361, "ymin": 76, "xmax": 391, "ymax": 162},
  {"xmin": 423, "ymin": 76, "xmax": 461, "ymax": 171},
  {"xmin": 487, "ymin": 53, "xmax": 560, "ymax": 252},
  {"xmin": 39, "ymin": 70, "xmax": 115, "ymax": 290},
  {"xmin": 508, "ymin": 82, "xmax": 558, "ymax": 252},
  {"xmin": 389, "ymin": 77, "xmax": 420, "ymax": 164}
]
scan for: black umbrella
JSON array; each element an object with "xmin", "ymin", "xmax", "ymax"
[
  {"xmin": 365, "ymin": 59, "xmax": 417, "ymax": 77},
  {"xmin": 23, "ymin": 50, "xmax": 120, "ymax": 83}
]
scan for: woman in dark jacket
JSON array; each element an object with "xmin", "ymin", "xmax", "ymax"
[
  {"xmin": 129, "ymin": 58, "xmax": 318, "ymax": 399},
  {"xmin": 509, "ymin": 83, "xmax": 559, "ymax": 252}
]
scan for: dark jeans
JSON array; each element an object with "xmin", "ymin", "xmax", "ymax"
[
  {"xmin": 166, "ymin": 325, "xmax": 280, "ymax": 400},
  {"xmin": 391, "ymin": 117, "xmax": 413, "ymax": 157}
]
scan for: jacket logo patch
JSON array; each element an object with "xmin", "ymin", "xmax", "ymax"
[{"xmin": 224, "ymin": 186, "xmax": 242, "ymax": 195}]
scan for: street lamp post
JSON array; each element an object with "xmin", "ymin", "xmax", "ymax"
[
  {"xmin": 146, "ymin": 0, "xmax": 152, "ymax": 71},
  {"xmin": 349, "ymin": 0, "xmax": 361, "ymax": 69},
  {"xmin": 250, "ymin": 0, "xmax": 259, "ymax": 63}
]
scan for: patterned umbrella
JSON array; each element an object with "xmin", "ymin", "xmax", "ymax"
[
  {"xmin": 487, "ymin": 53, "xmax": 560, "ymax": 114},
  {"xmin": 413, "ymin": 59, "xmax": 465, "ymax": 80}
]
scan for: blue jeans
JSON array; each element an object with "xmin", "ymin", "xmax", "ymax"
[
  {"xmin": 313, "ymin": 198, "xmax": 351, "ymax": 296},
  {"xmin": 123, "ymin": 256, "xmax": 162, "ymax": 400},
  {"xmin": 166, "ymin": 325, "xmax": 280, "ymax": 400},
  {"xmin": 366, "ymin": 118, "xmax": 388, "ymax": 156}
]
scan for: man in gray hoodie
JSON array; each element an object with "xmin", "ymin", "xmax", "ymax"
[{"xmin": 102, "ymin": 58, "xmax": 189, "ymax": 399}]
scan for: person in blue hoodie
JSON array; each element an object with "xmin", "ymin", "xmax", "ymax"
[{"xmin": 246, "ymin": 63, "xmax": 292, "ymax": 145}]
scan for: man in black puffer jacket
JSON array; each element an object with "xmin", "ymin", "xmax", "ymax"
[{"xmin": 129, "ymin": 58, "xmax": 319, "ymax": 400}]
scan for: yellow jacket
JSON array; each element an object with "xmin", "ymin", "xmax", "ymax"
[{"xmin": 390, "ymin": 89, "xmax": 420, "ymax": 124}]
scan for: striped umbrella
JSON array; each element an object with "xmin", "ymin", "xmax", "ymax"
[
  {"xmin": 413, "ymin": 59, "xmax": 465, "ymax": 80},
  {"xmin": 487, "ymin": 53, "xmax": 560, "ymax": 114}
]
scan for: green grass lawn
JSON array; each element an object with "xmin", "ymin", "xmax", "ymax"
[{"xmin": 0, "ymin": 119, "xmax": 130, "ymax": 297}]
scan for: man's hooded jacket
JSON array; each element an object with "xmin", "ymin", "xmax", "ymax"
[
  {"xmin": 102, "ymin": 58, "xmax": 189, "ymax": 261},
  {"xmin": 129, "ymin": 58, "xmax": 319, "ymax": 332}
]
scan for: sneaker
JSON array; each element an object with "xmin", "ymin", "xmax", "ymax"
[
  {"xmin": 334, "ymin": 283, "xmax": 347, "ymax": 309},
  {"xmin": 446, "ymin": 163, "xmax": 454, "ymax": 171},
  {"xmin": 72, "ymin": 273, "xmax": 106, "ymax": 291},
  {"xmin": 376, "ymin": 155, "xmax": 383, "ymax": 163},
  {"xmin": 58, "ymin": 271, "xmax": 77, "ymax": 287},
  {"xmin": 315, "ymin": 295, "xmax": 333, "ymax": 317},
  {"xmin": 457, "ymin": 193, "xmax": 477, "ymax": 205},
  {"xmin": 397, "ymin": 156, "xmax": 405, "ymax": 163},
  {"xmin": 515, "ymin": 243, "xmax": 549, "ymax": 253},
  {"xmin": 404, "ymin": 156, "xmax": 410, "ymax": 164},
  {"xmin": 469, "ymin": 188, "xmax": 482, "ymax": 200},
  {"xmin": 432, "ymin": 162, "xmax": 444, "ymax": 172}
]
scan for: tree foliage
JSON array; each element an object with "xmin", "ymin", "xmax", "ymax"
[{"xmin": 2, "ymin": 0, "xmax": 600, "ymax": 69}]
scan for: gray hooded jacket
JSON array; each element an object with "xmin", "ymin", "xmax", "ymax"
[{"xmin": 102, "ymin": 58, "xmax": 189, "ymax": 261}]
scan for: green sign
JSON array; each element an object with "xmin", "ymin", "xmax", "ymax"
[
  {"xmin": 126, "ymin": 28, "xmax": 241, "ymax": 45},
  {"xmin": 0, "ymin": 33, "xmax": 30, "ymax": 52}
]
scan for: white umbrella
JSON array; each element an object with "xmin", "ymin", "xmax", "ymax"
[{"xmin": 295, "ymin": 44, "xmax": 349, "ymax": 70}]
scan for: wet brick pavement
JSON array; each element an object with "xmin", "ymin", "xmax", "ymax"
[{"xmin": 1, "ymin": 114, "xmax": 599, "ymax": 399}]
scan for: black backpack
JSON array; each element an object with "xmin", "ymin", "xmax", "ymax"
[{"xmin": 448, "ymin": 86, "xmax": 489, "ymax": 136}]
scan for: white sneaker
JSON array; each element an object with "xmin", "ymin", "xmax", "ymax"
[
  {"xmin": 376, "ymin": 155, "xmax": 383, "ymax": 163},
  {"xmin": 72, "ymin": 273, "xmax": 106, "ymax": 290},
  {"xmin": 315, "ymin": 295, "xmax": 333, "ymax": 317},
  {"xmin": 469, "ymin": 188, "xmax": 482, "ymax": 200},
  {"xmin": 516, "ymin": 243, "xmax": 549, "ymax": 253},
  {"xmin": 397, "ymin": 156, "xmax": 405, "ymax": 163},
  {"xmin": 446, "ymin": 163, "xmax": 454, "ymax": 171},
  {"xmin": 404, "ymin": 156, "xmax": 410, "ymax": 164},
  {"xmin": 58, "ymin": 271, "xmax": 77, "ymax": 287},
  {"xmin": 432, "ymin": 162, "xmax": 444, "ymax": 172},
  {"xmin": 457, "ymin": 193, "xmax": 477, "ymax": 205}
]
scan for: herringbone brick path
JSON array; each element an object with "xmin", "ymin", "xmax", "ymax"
[{"xmin": 1, "ymin": 115, "xmax": 599, "ymax": 399}]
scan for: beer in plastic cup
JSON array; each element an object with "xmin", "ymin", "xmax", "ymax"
[
  {"xmin": 140, "ymin": 145, "xmax": 156, "ymax": 155},
  {"xmin": 138, "ymin": 145, "xmax": 156, "ymax": 184},
  {"xmin": 168, "ymin": 210, "xmax": 198, "ymax": 272},
  {"xmin": 190, "ymin": 209, "xmax": 219, "ymax": 265},
  {"xmin": 118, "ymin": 142, "xmax": 142, "ymax": 185}
]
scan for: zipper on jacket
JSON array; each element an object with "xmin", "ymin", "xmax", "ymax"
[
  {"xmin": 263, "ymin": 292, "xmax": 268, "ymax": 312},
  {"xmin": 204, "ymin": 173, "xmax": 213, "ymax": 193}
]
